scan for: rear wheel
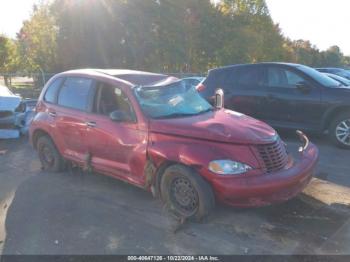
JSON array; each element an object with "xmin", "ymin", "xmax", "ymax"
[
  {"xmin": 329, "ymin": 112, "xmax": 350, "ymax": 149},
  {"xmin": 37, "ymin": 136, "xmax": 65, "ymax": 172},
  {"xmin": 160, "ymin": 164, "xmax": 215, "ymax": 221}
]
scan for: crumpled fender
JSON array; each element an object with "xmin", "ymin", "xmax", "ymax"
[
  {"xmin": 148, "ymin": 141, "xmax": 223, "ymax": 169},
  {"xmin": 145, "ymin": 133, "xmax": 260, "ymax": 194}
]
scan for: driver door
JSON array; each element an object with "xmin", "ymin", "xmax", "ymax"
[
  {"xmin": 260, "ymin": 66, "xmax": 323, "ymax": 129},
  {"xmin": 85, "ymin": 81, "xmax": 147, "ymax": 186}
]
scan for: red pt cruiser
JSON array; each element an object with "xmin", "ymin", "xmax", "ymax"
[{"xmin": 30, "ymin": 69, "xmax": 319, "ymax": 220}]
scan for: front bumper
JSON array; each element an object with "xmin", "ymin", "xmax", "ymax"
[
  {"xmin": 210, "ymin": 138, "xmax": 319, "ymax": 207},
  {"xmin": 0, "ymin": 112, "xmax": 15, "ymax": 126}
]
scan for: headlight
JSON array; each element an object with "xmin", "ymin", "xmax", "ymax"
[{"xmin": 208, "ymin": 160, "xmax": 252, "ymax": 175}]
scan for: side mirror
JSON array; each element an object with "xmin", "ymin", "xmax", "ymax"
[
  {"xmin": 215, "ymin": 89, "xmax": 224, "ymax": 109},
  {"xmin": 109, "ymin": 110, "xmax": 132, "ymax": 122},
  {"xmin": 296, "ymin": 82, "xmax": 312, "ymax": 93}
]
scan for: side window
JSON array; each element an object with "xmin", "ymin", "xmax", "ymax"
[
  {"xmin": 285, "ymin": 70, "xmax": 305, "ymax": 85},
  {"xmin": 267, "ymin": 67, "xmax": 305, "ymax": 88},
  {"xmin": 236, "ymin": 67, "xmax": 264, "ymax": 88},
  {"xmin": 44, "ymin": 78, "xmax": 63, "ymax": 103},
  {"xmin": 58, "ymin": 77, "xmax": 93, "ymax": 111},
  {"xmin": 94, "ymin": 82, "xmax": 136, "ymax": 121}
]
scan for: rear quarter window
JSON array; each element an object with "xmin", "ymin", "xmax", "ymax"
[
  {"xmin": 57, "ymin": 77, "xmax": 93, "ymax": 111},
  {"xmin": 236, "ymin": 66, "xmax": 265, "ymax": 88},
  {"xmin": 44, "ymin": 78, "xmax": 64, "ymax": 103},
  {"xmin": 203, "ymin": 69, "xmax": 234, "ymax": 96}
]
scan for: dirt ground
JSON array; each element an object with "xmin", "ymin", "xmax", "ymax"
[{"xmin": 0, "ymin": 132, "xmax": 350, "ymax": 255}]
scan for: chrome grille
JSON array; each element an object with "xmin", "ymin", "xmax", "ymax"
[{"xmin": 257, "ymin": 138, "xmax": 288, "ymax": 173}]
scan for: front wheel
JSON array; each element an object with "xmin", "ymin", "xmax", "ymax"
[
  {"xmin": 329, "ymin": 112, "xmax": 350, "ymax": 149},
  {"xmin": 160, "ymin": 165, "xmax": 215, "ymax": 221}
]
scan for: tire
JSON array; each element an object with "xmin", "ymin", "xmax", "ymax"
[
  {"xmin": 160, "ymin": 164, "xmax": 215, "ymax": 221},
  {"xmin": 36, "ymin": 136, "xmax": 65, "ymax": 172},
  {"xmin": 329, "ymin": 112, "xmax": 350, "ymax": 149}
]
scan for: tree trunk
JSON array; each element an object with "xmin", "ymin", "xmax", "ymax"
[{"xmin": 4, "ymin": 75, "xmax": 9, "ymax": 86}]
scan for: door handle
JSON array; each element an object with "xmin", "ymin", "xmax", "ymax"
[
  {"xmin": 85, "ymin": 121, "xmax": 96, "ymax": 128},
  {"xmin": 48, "ymin": 111, "xmax": 56, "ymax": 117}
]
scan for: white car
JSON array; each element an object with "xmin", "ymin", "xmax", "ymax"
[
  {"xmin": 0, "ymin": 85, "xmax": 37, "ymax": 138},
  {"xmin": 0, "ymin": 85, "xmax": 21, "ymax": 126}
]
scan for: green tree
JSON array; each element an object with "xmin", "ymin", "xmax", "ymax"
[
  {"xmin": 216, "ymin": 0, "xmax": 286, "ymax": 64},
  {"xmin": 0, "ymin": 35, "xmax": 20, "ymax": 85},
  {"xmin": 51, "ymin": 0, "xmax": 220, "ymax": 72},
  {"xmin": 284, "ymin": 39, "xmax": 323, "ymax": 66},
  {"xmin": 14, "ymin": 0, "xmax": 350, "ymax": 74},
  {"xmin": 18, "ymin": 2, "xmax": 58, "ymax": 72},
  {"xmin": 321, "ymin": 45, "xmax": 343, "ymax": 67}
]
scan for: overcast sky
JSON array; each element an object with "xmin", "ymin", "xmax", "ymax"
[
  {"xmin": 0, "ymin": 0, "xmax": 37, "ymax": 38},
  {"xmin": 266, "ymin": 0, "xmax": 350, "ymax": 55},
  {"xmin": 1, "ymin": 0, "xmax": 350, "ymax": 55}
]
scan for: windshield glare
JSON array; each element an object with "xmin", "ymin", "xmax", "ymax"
[
  {"xmin": 134, "ymin": 80, "xmax": 212, "ymax": 119},
  {"xmin": 329, "ymin": 74, "xmax": 350, "ymax": 86},
  {"xmin": 298, "ymin": 65, "xmax": 341, "ymax": 87}
]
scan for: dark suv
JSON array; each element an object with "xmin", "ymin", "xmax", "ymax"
[{"xmin": 198, "ymin": 63, "xmax": 350, "ymax": 148}]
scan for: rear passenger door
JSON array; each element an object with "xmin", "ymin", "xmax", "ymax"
[
  {"xmin": 54, "ymin": 77, "xmax": 94, "ymax": 163},
  {"xmin": 225, "ymin": 65, "xmax": 266, "ymax": 119}
]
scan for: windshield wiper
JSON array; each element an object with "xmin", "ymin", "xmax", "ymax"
[
  {"xmin": 154, "ymin": 108, "xmax": 213, "ymax": 119},
  {"xmin": 154, "ymin": 113, "xmax": 198, "ymax": 119}
]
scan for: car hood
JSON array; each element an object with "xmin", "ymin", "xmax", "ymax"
[
  {"xmin": 0, "ymin": 86, "xmax": 21, "ymax": 111},
  {"xmin": 149, "ymin": 109, "xmax": 277, "ymax": 145},
  {"xmin": 0, "ymin": 96, "xmax": 21, "ymax": 112}
]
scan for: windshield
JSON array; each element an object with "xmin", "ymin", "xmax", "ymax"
[
  {"xmin": 134, "ymin": 80, "xmax": 212, "ymax": 119},
  {"xmin": 327, "ymin": 74, "xmax": 350, "ymax": 86},
  {"xmin": 337, "ymin": 70, "xmax": 350, "ymax": 79},
  {"xmin": 297, "ymin": 65, "xmax": 341, "ymax": 87}
]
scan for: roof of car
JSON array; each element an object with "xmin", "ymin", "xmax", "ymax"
[
  {"xmin": 209, "ymin": 62, "xmax": 304, "ymax": 74},
  {"xmin": 61, "ymin": 69, "xmax": 179, "ymax": 87},
  {"xmin": 316, "ymin": 67, "xmax": 344, "ymax": 70}
]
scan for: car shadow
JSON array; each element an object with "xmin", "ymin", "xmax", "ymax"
[{"xmin": 2, "ymin": 168, "xmax": 350, "ymax": 255}]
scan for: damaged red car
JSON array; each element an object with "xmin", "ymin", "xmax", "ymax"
[{"xmin": 29, "ymin": 69, "xmax": 319, "ymax": 220}]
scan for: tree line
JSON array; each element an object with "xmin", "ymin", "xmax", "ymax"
[{"xmin": 1, "ymin": 0, "xmax": 350, "ymax": 77}]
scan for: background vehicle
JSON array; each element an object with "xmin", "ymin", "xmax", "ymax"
[
  {"xmin": 0, "ymin": 85, "xmax": 37, "ymax": 138},
  {"xmin": 181, "ymin": 76, "xmax": 205, "ymax": 87},
  {"xmin": 316, "ymin": 67, "xmax": 350, "ymax": 80},
  {"xmin": 323, "ymin": 73, "xmax": 350, "ymax": 86},
  {"xmin": 29, "ymin": 69, "xmax": 318, "ymax": 220},
  {"xmin": 198, "ymin": 63, "xmax": 350, "ymax": 149},
  {"xmin": 0, "ymin": 84, "xmax": 21, "ymax": 127}
]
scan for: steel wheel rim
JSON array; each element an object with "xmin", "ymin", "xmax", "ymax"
[
  {"xmin": 170, "ymin": 176, "xmax": 199, "ymax": 216},
  {"xmin": 335, "ymin": 119, "xmax": 350, "ymax": 146},
  {"xmin": 39, "ymin": 145, "xmax": 55, "ymax": 168}
]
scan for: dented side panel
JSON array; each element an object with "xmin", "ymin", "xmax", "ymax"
[{"xmin": 146, "ymin": 132, "xmax": 262, "ymax": 185}]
